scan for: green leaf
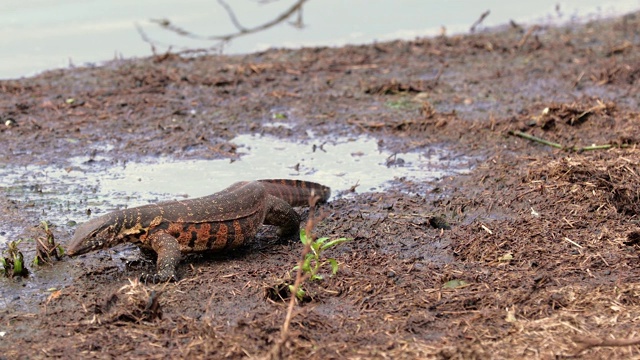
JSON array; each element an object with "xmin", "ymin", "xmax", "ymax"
[
  {"xmin": 299, "ymin": 229, "xmax": 309, "ymax": 245},
  {"xmin": 311, "ymin": 241, "xmax": 321, "ymax": 255},
  {"xmin": 310, "ymin": 274, "xmax": 323, "ymax": 281},
  {"xmin": 13, "ymin": 252, "xmax": 23, "ymax": 275},
  {"xmin": 315, "ymin": 237, "xmax": 330, "ymax": 246},
  {"xmin": 302, "ymin": 256, "xmax": 312, "ymax": 273},
  {"xmin": 288, "ymin": 285, "xmax": 305, "ymax": 300},
  {"xmin": 327, "ymin": 258, "xmax": 339, "ymax": 275},
  {"xmin": 320, "ymin": 237, "xmax": 351, "ymax": 251},
  {"xmin": 57, "ymin": 245, "xmax": 65, "ymax": 256}
]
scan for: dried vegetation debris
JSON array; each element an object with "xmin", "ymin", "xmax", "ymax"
[
  {"xmin": 95, "ymin": 278, "xmax": 164, "ymax": 323},
  {"xmin": 516, "ymin": 99, "xmax": 633, "ymax": 140},
  {"xmin": 440, "ymin": 146, "xmax": 640, "ymax": 357},
  {"xmin": 593, "ymin": 57, "xmax": 640, "ymax": 85},
  {"xmin": 35, "ymin": 221, "xmax": 63, "ymax": 264},
  {"xmin": 363, "ymin": 78, "xmax": 435, "ymax": 95},
  {"xmin": 535, "ymin": 100, "xmax": 617, "ymax": 127},
  {"xmin": 531, "ymin": 153, "xmax": 640, "ymax": 216}
]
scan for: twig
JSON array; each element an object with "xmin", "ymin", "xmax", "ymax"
[
  {"xmin": 480, "ymin": 224, "xmax": 493, "ymax": 235},
  {"xmin": 572, "ymin": 71, "xmax": 585, "ymax": 89},
  {"xmin": 573, "ymin": 335, "xmax": 640, "ymax": 355},
  {"xmin": 508, "ymin": 130, "xmax": 630, "ymax": 152},
  {"xmin": 508, "ymin": 130, "xmax": 562, "ymax": 149},
  {"xmin": 563, "ymin": 237, "xmax": 582, "ymax": 249},
  {"xmin": 580, "ymin": 144, "xmax": 616, "ymax": 151},
  {"xmin": 573, "ymin": 102, "xmax": 608, "ymax": 124},
  {"xmin": 217, "ymin": 0, "xmax": 248, "ymax": 32},
  {"xmin": 152, "ymin": 0, "xmax": 308, "ymax": 42},
  {"xmin": 268, "ymin": 193, "xmax": 320, "ymax": 360},
  {"xmin": 605, "ymin": 41, "xmax": 632, "ymax": 57},
  {"xmin": 470, "ymin": 10, "xmax": 490, "ymax": 33},
  {"xmin": 516, "ymin": 25, "xmax": 540, "ymax": 48},
  {"xmin": 433, "ymin": 62, "xmax": 448, "ymax": 86}
]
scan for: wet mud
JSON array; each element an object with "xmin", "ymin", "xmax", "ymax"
[{"xmin": 1, "ymin": 12, "xmax": 640, "ymax": 359}]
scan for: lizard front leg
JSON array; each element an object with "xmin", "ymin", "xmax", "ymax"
[
  {"xmin": 143, "ymin": 230, "xmax": 182, "ymax": 283},
  {"xmin": 263, "ymin": 195, "xmax": 301, "ymax": 237}
]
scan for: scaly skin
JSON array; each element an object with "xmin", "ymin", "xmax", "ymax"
[{"xmin": 66, "ymin": 179, "xmax": 330, "ymax": 282}]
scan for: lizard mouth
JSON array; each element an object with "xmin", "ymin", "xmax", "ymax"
[
  {"xmin": 66, "ymin": 236, "xmax": 101, "ymax": 257},
  {"xmin": 65, "ymin": 246, "xmax": 81, "ymax": 257}
]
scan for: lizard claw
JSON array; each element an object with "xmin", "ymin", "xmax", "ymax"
[{"xmin": 140, "ymin": 272, "xmax": 178, "ymax": 284}]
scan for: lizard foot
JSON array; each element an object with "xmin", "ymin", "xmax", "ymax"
[{"xmin": 140, "ymin": 271, "xmax": 178, "ymax": 284}]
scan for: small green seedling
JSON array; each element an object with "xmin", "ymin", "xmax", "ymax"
[
  {"xmin": 294, "ymin": 229, "xmax": 351, "ymax": 280},
  {"xmin": 289, "ymin": 229, "xmax": 351, "ymax": 299},
  {"xmin": 2, "ymin": 239, "xmax": 28, "ymax": 277},
  {"xmin": 289, "ymin": 285, "xmax": 306, "ymax": 301}
]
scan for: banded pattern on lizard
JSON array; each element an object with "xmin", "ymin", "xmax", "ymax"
[{"xmin": 66, "ymin": 179, "xmax": 330, "ymax": 282}]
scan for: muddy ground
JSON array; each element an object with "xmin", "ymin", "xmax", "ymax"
[{"xmin": 1, "ymin": 12, "xmax": 640, "ymax": 359}]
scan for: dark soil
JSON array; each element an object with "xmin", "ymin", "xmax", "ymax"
[{"xmin": 2, "ymin": 12, "xmax": 640, "ymax": 359}]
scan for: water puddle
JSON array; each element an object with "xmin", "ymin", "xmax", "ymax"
[{"xmin": 0, "ymin": 134, "xmax": 471, "ymax": 244}]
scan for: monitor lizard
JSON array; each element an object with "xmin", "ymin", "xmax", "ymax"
[{"xmin": 66, "ymin": 179, "xmax": 330, "ymax": 282}]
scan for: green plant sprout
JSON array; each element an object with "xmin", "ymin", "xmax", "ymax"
[
  {"xmin": 1, "ymin": 239, "xmax": 28, "ymax": 277},
  {"xmin": 289, "ymin": 229, "xmax": 351, "ymax": 299}
]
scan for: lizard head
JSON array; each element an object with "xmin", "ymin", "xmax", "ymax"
[{"xmin": 66, "ymin": 215, "xmax": 124, "ymax": 257}]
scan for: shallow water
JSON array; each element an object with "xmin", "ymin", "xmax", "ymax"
[{"xmin": 0, "ymin": 133, "xmax": 471, "ymax": 244}]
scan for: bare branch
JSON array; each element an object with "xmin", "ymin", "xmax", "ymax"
[
  {"xmin": 145, "ymin": 0, "xmax": 309, "ymax": 49},
  {"xmin": 470, "ymin": 10, "xmax": 490, "ymax": 33},
  {"xmin": 217, "ymin": 0, "xmax": 248, "ymax": 32}
]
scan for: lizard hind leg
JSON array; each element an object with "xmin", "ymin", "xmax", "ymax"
[
  {"xmin": 263, "ymin": 195, "xmax": 301, "ymax": 237},
  {"xmin": 144, "ymin": 230, "xmax": 182, "ymax": 283}
]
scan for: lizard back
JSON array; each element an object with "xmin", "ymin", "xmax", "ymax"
[{"xmin": 257, "ymin": 179, "xmax": 331, "ymax": 206}]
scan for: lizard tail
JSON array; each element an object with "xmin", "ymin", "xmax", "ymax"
[{"xmin": 258, "ymin": 179, "xmax": 331, "ymax": 206}]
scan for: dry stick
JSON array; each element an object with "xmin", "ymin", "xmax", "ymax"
[
  {"xmin": 136, "ymin": 0, "xmax": 308, "ymax": 53},
  {"xmin": 574, "ymin": 102, "xmax": 608, "ymax": 123},
  {"xmin": 572, "ymin": 71, "xmax": 585, "ymax": 88},
  {"xmin": 517, "ymin": 25, "xmax": 540, "ymax": 48},
  {"xmin": 433, "ymin": 62, "xmax": 448, "ymax": 86},
  {"xmin": 508, "ymin": 130, "xmax": 629, "ymax": 152},
  {"xmin": 267, "ymin": 194, "xmax": 320, "ymax": 360},
  {"xmin": 470, "ymin": 10, "xmax": 490, "ymax": 33},
  {"xmin": 580, "ymin": 144, "xmax": 619, "ymax": 151},
  {"xmin": 573, "ymin": 335, "xmax": 640, "ymax": 354},
  {"xmin": 217, "ymin": 0, "xmax": 248, "ymax": 32},
  {"xmin": 508, "ymin": 130, "xmax": 562, "ymax": 149},
  {"xmin": 154, "ymin": 0, "xmax": 308, "ymax": 42}
]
